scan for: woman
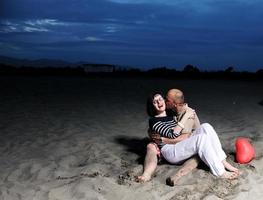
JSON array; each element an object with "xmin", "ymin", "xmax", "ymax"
[{"xmin": 137, "ymin": 93, "xmax": 239, "ymax": 182}]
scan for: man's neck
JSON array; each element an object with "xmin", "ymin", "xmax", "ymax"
[
  {"xmin": 177, "ymin": 110, "xmax": 186, "ymax": 116},
  {"xmin": 176, "ymin": 109, "xmax": 186, "ymax": 121}
]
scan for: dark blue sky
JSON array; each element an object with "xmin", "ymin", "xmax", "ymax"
[{"xmin": 1, "ymin": 0, "xmax": 263, "ymax": 71}]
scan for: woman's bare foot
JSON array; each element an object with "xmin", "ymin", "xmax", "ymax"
[
  {"xmin": 135, "ymin": 173, "xmax": 151, "ymax": 182},
  {"xmin": 221, "ymin": 171, "xmax": 239, "ymax": 180},
  {"xmin": 222, "ymin": 160, "xmax": 240, "ymax": 174}
]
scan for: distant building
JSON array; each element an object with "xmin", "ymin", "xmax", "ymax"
[{"xmin": 83, "ymin": 64, "xmax": 115, "ymax": 73}]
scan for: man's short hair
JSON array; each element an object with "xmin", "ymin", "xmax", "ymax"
[{"xmin": 167, "ymin": 89, "xmax": 184, "ymax": 103}]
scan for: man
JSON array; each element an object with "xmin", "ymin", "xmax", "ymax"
[
  {"xmin": 136, "ymin": 89, "xmax": 200, "ymax": 185},
  {"xmin": 164, "ymin": 89, "xmax": 200, "ymax": 186},
  {"xmin": 166, "ymin": 89, "xmax": 200, "ymax": 134}
]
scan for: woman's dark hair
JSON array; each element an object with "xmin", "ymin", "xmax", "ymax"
[{"xmin": 146, "ymin": 92, "xmax": 164, "ymax": 117}]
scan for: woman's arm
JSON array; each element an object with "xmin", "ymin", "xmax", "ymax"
[{"xmin": 150, "ymin": 119, "xmax": 178, "ymax": 139}]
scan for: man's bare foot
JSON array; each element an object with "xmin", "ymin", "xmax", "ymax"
[
  {"xmin": 166, "ymin": 157, "xmax": 199, "ymax": 186},
  {"xmin": 166, "ymin": 175, "xmax": 181, "ymax": 186},
  {"xmin": 222, "ymin": 160, "xmax": 240, "ymax": 174},
  {"xmin": 221, "ymin": 171, "xmax": 239, "ymax": 180},
  {"xmin": 135, "ymin": 174, "xmax": 151, "ymax": 182}
]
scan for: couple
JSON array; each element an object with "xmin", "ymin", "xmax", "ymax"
[{"xmin": 137, "ymin": 89, "xmax": 239, "ymax": 185}]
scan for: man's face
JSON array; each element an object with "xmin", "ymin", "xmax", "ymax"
[
  {"xmin": 165, "ymin": 95, "xmax": 174, "ymax": 110},
  {"xmin": 165, "ymin": 94, "xmax": 185, "ymax": 113},
  {"xmin": 173, "ymin": 100, "xmax": 185, "ymax": 113}
]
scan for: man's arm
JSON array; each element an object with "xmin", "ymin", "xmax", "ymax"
[
  {"xmin": 150, "ymin": 111, "xmax": 194, "ymax": 140},
  {"xmin": 152, "ymin": 133, "xmax": 190, "ymax": 144},
  {"xmin": 150, "ymin": 106, "xmax": 199, "ymax": 144},
  {"xmin": 171, "ymin": 108, "xmax": 195, "ymax": 136},
  {"xmin": 193, "ymin": 114, "xmax": 200, "ymax": 130},
  {"xmin": 162, "ymin": 133, "xmax": 190, "ymax": 144},
  {"xmin": 180, "ymin": 106, "xmax": 200, "ymax": 134}
]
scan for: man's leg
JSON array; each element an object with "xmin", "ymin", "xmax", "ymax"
[
  {"xmin": 202, "ymin": 123, "xmax": 226, "ymax": 161},
  {"xmin": 202, "ymin": 123, "xmax": 239, "ymax": 174},
  {"xmin": 136, "ymin": 143, "xmax": 158, "ymax": 182},
  {"xmin": 166, "ymin": 156, "xmax": 199, "ymax": 186},
  {"xmin": 161, "ymin": 125, "xmax": 225, "ymax": 177}
]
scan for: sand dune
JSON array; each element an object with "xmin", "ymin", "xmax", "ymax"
[{"xmin": 0, "ymin": 76, "xmax": 263, "ymax": 200}]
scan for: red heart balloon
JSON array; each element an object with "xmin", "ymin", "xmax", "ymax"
[{"xmin": 235, "ymin": 137, "xmax": 255, "ymax": 164}]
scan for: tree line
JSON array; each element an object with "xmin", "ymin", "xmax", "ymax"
[{"xmin": 1, "ymin": 63, "xmax": 263, "ymax": 80}]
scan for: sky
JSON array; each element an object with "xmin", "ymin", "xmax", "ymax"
[{"xmin": 0, "ymin": 0, "xmax": 263, "ymax": 71}]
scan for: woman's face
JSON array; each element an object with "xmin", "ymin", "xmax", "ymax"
[{"xmin": 152, "ymin": 94, "xmax": 166, "ymax": 113}]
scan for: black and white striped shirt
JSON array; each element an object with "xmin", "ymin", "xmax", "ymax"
[{"xmin": 149, "ymin": 116, "xmax": 180, "ymax": 138}]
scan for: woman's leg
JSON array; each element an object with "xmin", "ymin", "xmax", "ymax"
[{"xmin": 136, "ymin": 143, "xmax": 158, "ymax": 182}]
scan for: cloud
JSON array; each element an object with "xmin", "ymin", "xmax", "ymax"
[
  {"xmin": 0, "ymin": 19, "xmax": 69, "ymax": 33},
  {"xmin": 108, "ymin": 0, "xmax": 262, "ymax": 6},
  {"xmin": 104, "ymin": 25, "xmax": 120, "ymax": 33},
  {"xmin": 1, "ymin": 0, "xmax": 263, "ymax": 71},
  {"xmin": 85, "ymin": 36, "xmax": 103, "ymax": 42},
  {"xmin": 24, "ymin": 19, "xmax": 66, "ymax": 26},
  {"xmin": 23, "ymin": 26, "xmax": 49, "ymax": 33}
]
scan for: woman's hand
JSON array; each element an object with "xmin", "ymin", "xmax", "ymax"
[{"xmin": 151, "ymin": 133, "xmax": 162, "ymax": 144}]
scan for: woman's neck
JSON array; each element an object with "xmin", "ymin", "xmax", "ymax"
[{"xmin": 155, "ymin": 111, "xmax": 167, "ymax": 117}]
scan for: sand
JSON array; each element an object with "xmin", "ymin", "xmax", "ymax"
[{"xmin": 0, "ymin": 76, "xmax": 263, "ymax": 200}]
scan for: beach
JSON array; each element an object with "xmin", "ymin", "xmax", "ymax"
[{"xmin": 0, "ymin": 76, "xmax": 263, "ymax": 200}]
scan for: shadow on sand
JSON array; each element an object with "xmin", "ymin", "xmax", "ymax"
[{"xmin": 115, "ymin": 136, "xmax": 150, "ymax": 164}]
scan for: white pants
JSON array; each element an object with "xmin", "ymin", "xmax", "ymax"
[{"xmin": 161, "ymin": 123, "xmax": 227, "ymax": 176}]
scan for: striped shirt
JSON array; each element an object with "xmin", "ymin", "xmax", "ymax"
[{"xmin": 149, "ymin": 116, "xmax": 180, "ymax": 139}]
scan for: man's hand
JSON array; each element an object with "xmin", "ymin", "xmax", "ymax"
[
  {"xmin": 151, "ymin": 132, "xmax": 191, "ymax": 145},
  {"xmin": 166, "ymin": 133, "xmax": 191, "ymax": 144},
  {"xmin": 178, "ymin": 133, "xmax": 191, "ymax": 140}
]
